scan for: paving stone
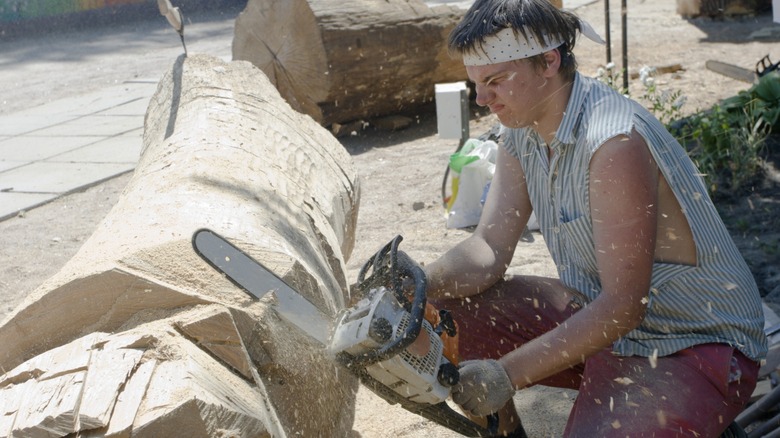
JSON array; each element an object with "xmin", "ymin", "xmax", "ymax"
[
  {"xmin": 0, "ymin": 161, "xmax": 134, "ymax": 194},
  {"xmin": 47, "ymin": 130, "xmax": 143, "ymax": 164},
  {"xmin": 0, "ymin": 136, "xmax": 101, "ymax": 162}
]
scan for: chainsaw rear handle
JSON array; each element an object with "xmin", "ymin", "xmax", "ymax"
[
  {"xmin": 756, "ymin": 54, "xmax": 780, "ymax": 77},
  {"xmin": 355, "ymin": 237, "xmax": 502, "ymax": 436},
  {"xmin": 352, "ymin": 236, "xmax": 427, "ymax": 366}
]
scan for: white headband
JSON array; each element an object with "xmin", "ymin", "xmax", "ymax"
[{"xmin": 462, "ymin": 19, "xmax": 606, "ymax": 66}]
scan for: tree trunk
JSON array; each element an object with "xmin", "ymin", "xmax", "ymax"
[
  {"xmin": 232, "ymin": 0, "xmax": 468, "ymax": 127},
  {"xmin": 0, "ymin": 54, "xmax": 360, "ymax": 437}
]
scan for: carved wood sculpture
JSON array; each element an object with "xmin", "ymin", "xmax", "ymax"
[
  {"xmin": 0, "ymin": 54, "xmax": 361, "ymax": 437},
  {"xmin": 232, "ymin": 0, "xmax": 468, "ymax": 127}
]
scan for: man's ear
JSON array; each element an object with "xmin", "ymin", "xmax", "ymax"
[{"xmin": 542, "ymin": 49, "xmax": 562, "ymax": 76}]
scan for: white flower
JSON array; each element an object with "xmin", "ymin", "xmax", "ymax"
[
  {"xmin": 639, "ymin": 66, "xmax": 657, "ymax": 87},
  {"xmin": 639, "ymin": 65, "xmax": 656, "ymax": 77}
]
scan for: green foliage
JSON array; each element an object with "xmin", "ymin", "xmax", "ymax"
[
  {"xmin": 678, "ymin": 102, "xmax": 769, "ymax": 197},
  {"xmin": 675, "ymin": 72, "xmax": 780, "ymax": 197},
  {"xmin": 595, "ymin": 66, "xmax": 780, "ymax": 198},
  {"xmin": 760, "ymin": 238, "xmax": 779, "ymax": 256},
  {"xmin": 640, "ymin": 83, "xmax": 686, "ymax": 128},
  {"xmin": 721, "ymin": 71, "xmax": 780, "ymax": 130}
]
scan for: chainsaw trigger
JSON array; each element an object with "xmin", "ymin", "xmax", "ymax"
[{"xmin": 436, "ymin": 309, "xmax": 458, "ymax": 338}]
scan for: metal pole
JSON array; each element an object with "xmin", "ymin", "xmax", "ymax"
[
  {"xmin": 604, "ymin": 0, "xmax": 611, "ymax": 64},
  {"xmin": 621, "ymin": 0, "xmax": 628, "ymax": 92}
]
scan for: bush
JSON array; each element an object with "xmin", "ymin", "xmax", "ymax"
[
  {"xmin": 597, "ymin": 66, "xmax": 779, "ymax": 198},
  {"xmin": 673, "ymin": 72, "xmax": 779, "ymax": 198}
]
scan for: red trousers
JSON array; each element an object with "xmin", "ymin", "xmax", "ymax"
[{"xmin": 431, "ymin": 277, "xmax": 759, "ymax": 437}]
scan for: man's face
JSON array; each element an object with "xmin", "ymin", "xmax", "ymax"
[{"xmin": 466, "ymin": 59, "xmax": 550, "ymax": 129}]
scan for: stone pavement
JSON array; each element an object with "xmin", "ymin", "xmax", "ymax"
[
  {"xmin": 0, "ymin": 79, "xmax": 159, "ymax": 221},
  {"xmin": 0, "ymin": 0, "xmax": 596, "ymax": 223}
]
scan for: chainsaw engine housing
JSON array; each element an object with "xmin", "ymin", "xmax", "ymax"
[{"xmin": 329, "ymin": 287, "xmax": 452, "ymax": 404}]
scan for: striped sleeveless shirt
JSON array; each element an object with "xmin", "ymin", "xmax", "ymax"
[{"xmin": 503, "ymin": 72, "xmax": 767, "ymax": 361}]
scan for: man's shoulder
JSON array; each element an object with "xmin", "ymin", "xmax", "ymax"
[{"xmin": 574, "ymin": 77, "xmax": 639, "ymax": 150}]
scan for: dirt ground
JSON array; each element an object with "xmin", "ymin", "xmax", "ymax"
[{"xmin": 1, "ymin": 0, "xmax": 779, "ymax": 436}]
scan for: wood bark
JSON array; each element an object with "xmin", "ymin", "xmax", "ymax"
[
  {"xmin": 232, "ymin": 0, "xmax": 468, "ymax": 127},
  {"xmin": 0, "ymin": 54, "xmax": 360, "ymax": 437}
]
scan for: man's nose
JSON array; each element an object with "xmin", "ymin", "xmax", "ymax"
[{"xmin": 473, "ymin": 84, "xmax": 493, "ymax": 107}]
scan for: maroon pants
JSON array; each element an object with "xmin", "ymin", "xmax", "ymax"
[{"xmin": 431, "ymin": 277, "xmax": 759, "ymax": 437}]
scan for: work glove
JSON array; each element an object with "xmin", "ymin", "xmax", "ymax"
[{"xmin": 452, "ymin": 359, "xmax": 515, "ymax": 417}]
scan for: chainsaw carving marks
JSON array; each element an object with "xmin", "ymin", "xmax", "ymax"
[
  {"xmin": 0, "ymin": 316, "xmax": 273, "ymax": 437},
  {"xmin": 0, "ymin": 54, "xmax": 361, "ymax": 437}
]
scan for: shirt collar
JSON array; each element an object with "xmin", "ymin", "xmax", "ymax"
[{"xmin": 554, "ymin": 72, "xmax": 589, "ymax": 145}]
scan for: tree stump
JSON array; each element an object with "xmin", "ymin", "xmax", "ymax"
[
  {"xmin": 232, "ymin": 0, "xmax": 468, "ymax": 127},
  {"xmin": 0, "ymin": 54, "xmax": 361, "ymax": 437}
]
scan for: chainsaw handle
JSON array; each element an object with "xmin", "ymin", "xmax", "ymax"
[
  {"xmin": 351, "ymin": 236, "xmax": 428, "ymax": 366},
  {"xmin": 756, "ymin": 54, "xmax": 780, "ymax": 77},
  {"xmin": 362, "ymin": 254, "xmax": 427, "ymax": 366},
  {"xmin": 395, "ymin": 248, "xmax": 427, "ymax": 315}
]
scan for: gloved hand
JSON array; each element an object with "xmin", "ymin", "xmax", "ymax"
[{"xmin": 452, "ymin": 359, "xmax": 516, "ymax": 417}]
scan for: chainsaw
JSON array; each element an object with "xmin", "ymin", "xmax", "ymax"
[
  {"xmin": 706, "ymin": 54, "xmax": 780, "ymax": 84},
  {"xmin": 192, "ymin": 229, "xmax": 499, "ymax": 437}
]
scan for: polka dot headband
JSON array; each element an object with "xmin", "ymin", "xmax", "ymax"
[{"xmin": 462, "ymin": 19, "xmax": 605, "ymax": 66}]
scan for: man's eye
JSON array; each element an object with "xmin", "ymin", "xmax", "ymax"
[{"xmin": 486, "ymin": 77, "xmax": 504, "ymax": 87}]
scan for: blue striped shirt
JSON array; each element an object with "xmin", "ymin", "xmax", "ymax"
[{"xmin": 503, "ymin": 72, "xmax": 767, "ymax": 361}]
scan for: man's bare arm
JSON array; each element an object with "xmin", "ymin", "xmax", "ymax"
[
  {"xmin": 499, "ymin": 132, "xmax": 659, "ymax": 387},
  {"xmin": 425, "ymin": 145, "xmax": 532, "ymax": 299}
]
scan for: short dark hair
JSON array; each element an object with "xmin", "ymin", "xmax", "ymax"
[{"xmin": 448, "ymin": 0, "xmax": 582, "ymax": 79}]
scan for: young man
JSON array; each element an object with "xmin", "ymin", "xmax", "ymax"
[{"xmin": 423, "ymin": 0, "xmax": 768, "ymax": 436}]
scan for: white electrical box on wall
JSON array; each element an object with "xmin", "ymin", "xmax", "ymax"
[
  {"xmin": 434, "ymin": 82, "xmax": 469, "ymax": 140},
  {"xmin": 775, "ymin": 0, "xmax": 779, "ymax": 23}
]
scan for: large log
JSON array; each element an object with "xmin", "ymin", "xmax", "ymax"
[
  {"xmin": 232, "ymin": 0, "xmax": 468, "ymax": 127},
  {"xmin": 0, "ymin": 54, "xmax": 360, "ymax": 437}
]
